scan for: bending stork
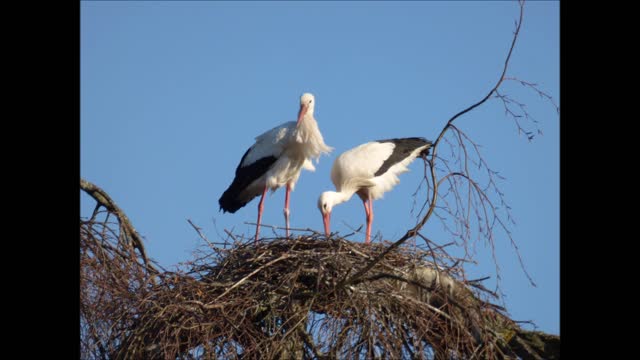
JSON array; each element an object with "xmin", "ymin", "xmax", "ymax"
[
  {"xmin": 219, "ymin": 93, "xmax": 332, "ymax": 242},
  {"xmin": 317, "ymin": 137, "xmax": 432, "ymax": 244}
]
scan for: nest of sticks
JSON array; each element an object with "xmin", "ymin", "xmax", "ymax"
[{"xmin": 81, "ymin": 216, "xmax": 552, "ymax": 359}]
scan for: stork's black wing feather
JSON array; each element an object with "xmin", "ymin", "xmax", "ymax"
[
  {"xmin": 373, "ymin": 137, "xmax": 432, "ymax": 176},
  {"xmin": 218, "ymin": 146, "xmax": 278, "ymax": 213}
]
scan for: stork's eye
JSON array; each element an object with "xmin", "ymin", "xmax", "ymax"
[{"xmin": 323, "ymin": 203, "xmax": 327, "ymax": 209}]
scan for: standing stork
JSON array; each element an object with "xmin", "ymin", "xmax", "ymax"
[
  {"xmin": 219, "ymin": 93, "xmax": 332, "ymax": 242},
  {"xmin": 317, "ymin": 137, "xmax": 432, "ymax": 244}
]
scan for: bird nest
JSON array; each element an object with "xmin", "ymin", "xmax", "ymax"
[{"xmin": 81, "ymin": 214, "xmax": 543, "ymax": 360}]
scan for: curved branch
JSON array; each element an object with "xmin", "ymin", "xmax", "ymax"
[{"xmin": 80, "ymin": 178, "xmax": 149, "ymax": 265}]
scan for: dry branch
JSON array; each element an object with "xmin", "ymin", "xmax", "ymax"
[{"xmin": 81, "ymin": 178, "xmax": 150, "ymax": 266}]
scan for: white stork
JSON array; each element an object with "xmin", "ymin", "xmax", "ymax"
[
  {"xmin": 317, "ymin": 137, "xmax": 432, "ymax": 244},
  {"xmin": 219, "ymin": 93, "xmax": 333, "ymax": 242}
]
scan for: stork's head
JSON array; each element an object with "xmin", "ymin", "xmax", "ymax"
[
  {"xmin": 297, "ymin": 92, "xmax": 315, "ymax": 125},
  {"xmin": 318, "ymin": 191, "xmax": 337, "ymax": 237}
]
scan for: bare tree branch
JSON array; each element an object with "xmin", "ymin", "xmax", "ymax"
[
  {"xmin": 81, "ymin": 178, "xmax": 150, "ymax": 266},
  {"xmin": 343, "ymin": 1, "xmax": 529, "ymax": 288}
]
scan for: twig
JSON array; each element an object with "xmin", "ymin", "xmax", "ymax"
[{"xmin": 214, "ymin": 254, "xmax": 290, "ymax": 301}]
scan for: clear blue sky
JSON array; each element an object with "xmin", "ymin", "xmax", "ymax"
[{"xmin": 81, "ymin": 1, "xmax": 559, "ymax": 335}]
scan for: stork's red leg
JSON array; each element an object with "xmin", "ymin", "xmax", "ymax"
[
  {"xmin": 362, "ymin": 198, "xmax": 370, "ymax": 219},
  {"xmin": 255, "ymin": 186, "xmax": 268, "ymax": 244},
  {"xmin": 368, "ymin": 197, "xmax": 374, "ymax": 244},
  {"xmin": 363, "ymin": 196, "xmax": 374, "ymax": 244},
  {"xmin": 284, "ymin": 183, "xmax": 292, "ymax": 238}
]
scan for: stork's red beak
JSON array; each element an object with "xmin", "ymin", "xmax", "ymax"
[
  {"xmin": 323, "ymin": 212, "xmax": 331, "ymax": 238},
  {"xmin": 296, "ymin": 104, "xmax": 308, "ymax": 126}
]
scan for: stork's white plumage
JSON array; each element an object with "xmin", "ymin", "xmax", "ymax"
[
  {"xmin": 219, "ymin": 93, "xmax": 332, "ymax": 242},
  {"xmin": 317, "ymin": 137, "xmax": 432, "ymax": 244}
]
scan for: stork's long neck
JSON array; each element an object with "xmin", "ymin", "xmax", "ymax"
[
  {"xmin": 293, "ymin": 112, "xmax": 333, "ymax": 158},
  {"xmin": 330, "ymin": 190, "xmax": 355, "ymax": 207},
  {"xmin": 297, "ymin": 114, "xmax": 318, "ymax": 136}
]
